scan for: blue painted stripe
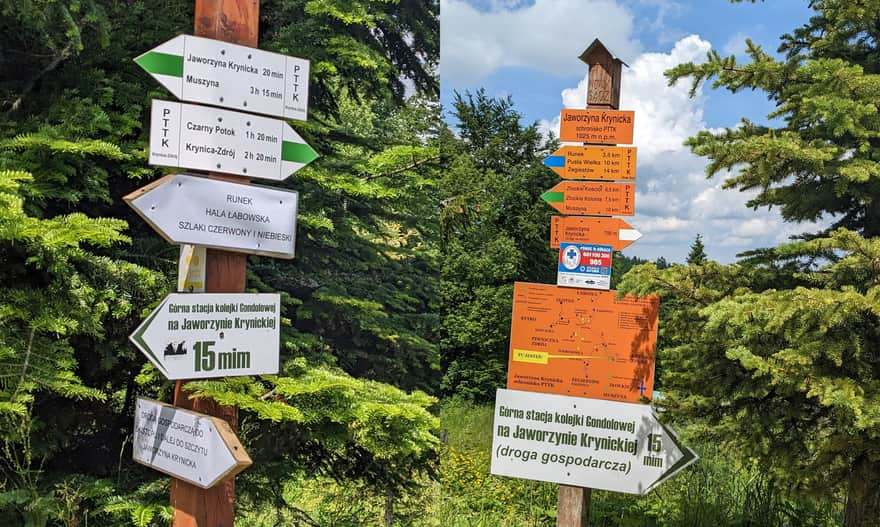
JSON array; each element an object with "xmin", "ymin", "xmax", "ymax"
[{"xmin": 543, "ymin": 155, "xmax": 565, "ymax": 168}]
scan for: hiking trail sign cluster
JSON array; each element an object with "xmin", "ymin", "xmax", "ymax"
[
  {"xmin": 491, "ymin": 39, "xmax": 696, "ymax": 508},
  {"xmin": 128, "ymin": 10, "xmax": 317, "ymax": 502}
]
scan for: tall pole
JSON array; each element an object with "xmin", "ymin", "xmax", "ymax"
[
  {"xmin": 170, "ymin": 1, "xmax": 258, "ymax": 525},
  {"xmin": 556, "ymin": 39, "xmax": 624, "ymax": 527}
]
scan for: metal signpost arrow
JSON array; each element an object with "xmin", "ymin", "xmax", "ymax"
[
  {"xmin": 129, "ymin": 293, "xmax": 280, "ymax": 380},
  {"xmin": 124, "ymin": 174, "xmax": 298, "ymax": 258},
  {"xmin": 550, "ymin": 216, "xmax": 641, "ymax": 250},
  {"xmin": 544, "ymin": 145, "xmax": 636, "ymax": 180},
  {"xmin": 134, "ymin": 397, "xmax": 252, "ymax": 489},
  {"xmin": 150, "ymin": 100, "xmax": 317, "ymax": 180},
  {"xmin": 541, "ymin": 181, "xmax": 635, "ymax": 216},
  {"xmin": 491, "ymin": 389, "xmax": 697, "ymax": 496},
  {"xmin": 135, "ymin": 34, "xmax": 310, "ymax": 120}
]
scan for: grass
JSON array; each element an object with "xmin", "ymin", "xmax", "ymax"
[{"xmin": 439, "ymin": 397, "xmax": 844, "ymax": 527}]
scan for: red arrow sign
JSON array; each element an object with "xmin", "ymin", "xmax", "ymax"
[
  {"xmin": 544, "ymin": 146, "xmax": 636, "ymax": 180},
  {"xmin": 541, "ymin": 181, "xmax": 634, "ymax": 216},
  {"xmin": 550, "ymin": 216, "xmax": 642, "ymax": 250}
]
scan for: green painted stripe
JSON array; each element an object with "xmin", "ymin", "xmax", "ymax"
[
  {"xmin": 541, "ymin": 191, "xmax": 564, "ymax": 203},
  {"xmin": 281, "ymin": 142, "xmax": 318, "ymax": 164},
  {"xmin": 131, "ymin": 297, "xmax": 170, "ymax": 376},
  {"xmin": 135, "ymin": 52, "xmax": 184, "ymax": 77}
]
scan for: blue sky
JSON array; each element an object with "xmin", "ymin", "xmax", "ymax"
[{"xmin": 441, "ymin": 0, "xmax": 826, "ymax": 263}]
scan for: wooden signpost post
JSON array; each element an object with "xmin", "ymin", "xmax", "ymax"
[
  {"xmin": 128, "ymin": 1, "xmax": 316, "ymax": 525},
  {"xmin": 490, "ymin": 39, "xmax": 696, "ymax": 527},
  {"xmin": 170, "ymin": 3, "xmax": 256, "ymax": 524}
]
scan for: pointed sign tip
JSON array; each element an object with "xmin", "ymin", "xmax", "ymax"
[
  {"xmin": 543, "ymin": 155, "xmax": 565, "ymax": 168},
  {"xmin": 541, "ymin": 191, "xmax": 564, "ymax": 203},
  {"xmin": 619, "ymin": 228, "xmax": 642, "ymax": 242},
  {"xmin": 135, "ymin": 51, "xmax": 183, "ymax": 77},
  {"xmin": 282, "ymin": 141, "xmax": 319, "ymax": 165}
]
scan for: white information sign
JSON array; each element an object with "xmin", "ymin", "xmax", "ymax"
[
  {"xmin": 124, "ymin": 174, "xmax": 298, "ymax": 258},
  {"xmin": 150, "ymin": 100, "xmax": 317, "ymax": 181},
  {"xmin": 135, "ymin": 34, "xmax": 309, "ymax": 120},
  {"xmin": 556, "ymin": 242, "xmax": 612, "ymax": 290},
  {"xmin": 490, "ymin": 389, "xmax": 697, "ymax": 495},
  {"xmin": 129, "ymin": 293, "xmax": 280, "ymax": 380},
  {"xmin": 134, "ymin": 397, "xmax": 251, "ymax": 488}
]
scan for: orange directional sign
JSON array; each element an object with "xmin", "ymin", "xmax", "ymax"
[
  {"xmin": 506, "ymin": 282, "xmax": 658, "ymax": 403},
  {"xmin": 550, "ymin": 216, "xmax": 641, "ymax": 250},
  {"xmin": 559, "ymin": 109, "xmax": 634, "ymax": 144},
  {"xmin": 544, "ymin": 146, "xmax": 636, "ymax": 180},
  {"xmin": 542, "ymin": 181, "xmax": 634, "ymax": 216}
]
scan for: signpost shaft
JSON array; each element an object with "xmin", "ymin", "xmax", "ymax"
[
  {"xmin": 558, "ymin": 486, "xmax": 591, "ymax": 526},
  {"xmin": 170, "ymin": 1, "xmax": 257, "ymax": 525},
  {"xmin": 557, "ymin": 39, "xmax": 625, "ymax": 527}
]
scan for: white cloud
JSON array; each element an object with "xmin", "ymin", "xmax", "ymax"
[
  {"xmin": 536, "ymin": 33, "xmax": 833, "ymax": 262},
  {"xmin": 440, "ymin": 0, "xmax": 641, "ymax": 84}
]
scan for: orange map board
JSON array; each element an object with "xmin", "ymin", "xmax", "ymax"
[
  {"xmin": 544, "ymin": 146, "xmax": 637, "ymax": 180},
  {"xmin": 550, "ymin": 216, "xmax": 642, "ymax": 250},
  {"xmin": 542, "ymin": 181, "xmax": 634, "ymax": 216},
  {"xmin": 559, "ymin": 109, "xmax": 634, "ymax": 144},
  {"xmin": 507, "ymin": 282, "xmax": 659, "ymax": 403}
]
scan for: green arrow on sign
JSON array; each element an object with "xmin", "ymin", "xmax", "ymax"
[{"xmin": 541, "ymin": 181, "xmax": 635, "ymax": 216}]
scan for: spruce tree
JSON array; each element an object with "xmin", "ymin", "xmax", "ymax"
[
  {"xmin": 686, "ymin": 233, "xmax": 708, "ymax": 264},
  {"xmin": 0, "ymin": 1, "xmax": 441, "ymax": 524},
  {"xmin": 619, "ymin": 2, "xmax": 880, "ymax": 525}
]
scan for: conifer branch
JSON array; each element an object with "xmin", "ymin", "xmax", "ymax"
[
  {"xmin": 8, "ymin": 42, "xmax": 74, "ymax": 112},
  {"xmin": 10, "ymin": 328, "xmax": 35, "ymax": 402},
  {"xmin": 364, "ymin": 154, "xmax": 441, "ymax": 181}
]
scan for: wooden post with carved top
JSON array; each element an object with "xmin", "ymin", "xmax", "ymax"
[
  {"xmin": 579, "ymin": 38, "xmax": 624, "ymax": 110},
  {"xmin": 169, "ymin": 1, "xmax": 257, "ymax": 526},
  {"xmin": 556, "ymin": 38, "xmax": 626, "ymax": 527}
]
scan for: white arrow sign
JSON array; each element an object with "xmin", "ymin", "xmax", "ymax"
[
  {"xmin": 490, "ymin": 389, "xmax": 697, "ymax": 495},
  {"xmin": 129, "ymin": 293, "xmax": 280, "ymax": 380},
  {"xmin": 150, "ymin": 100, "xmax": 317, "ymax": 180},
  {"xmin": 124, "ymin": 174, "xmax": 298, "ymax": 258},
  {"xmin": 135, "ymin": 34, "xmax": 309, "ymax": 120},
  {"xmin": 134, "ymin": 397, "xmax": 252, "ymax": 488}
]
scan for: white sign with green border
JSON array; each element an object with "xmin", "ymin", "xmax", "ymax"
[
  {"xmin": 135, "ymin": 34, "xmax": 309, "ymax": 121},
  {"xmin": 130, "ymin": 293, "xmax": 280, "ymax": 380},
  {"xmin": 150, "ymin": 100, "xmax": 317, "ymax": 180}
]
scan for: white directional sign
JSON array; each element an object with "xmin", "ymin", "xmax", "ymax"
[
  {"xmin": 490, "ymin": 389, "xmax": 697, "ymax": 495},
  {"xmin": 134, "ymin": 397, "xmax": 252, "ymax": 488},
  {"xmin": 150, "ymin": 100, "xmax": 317, "ymax": 180},
  {"xmin": 135, "ymin": 34, "xmax": 309, "ymax": 120},
  {"xmin": 129, "ymin": 293, "xmax": 280, "ymax": 380},
  {"xmin": 124, "ymin": 174, "xmax": 298, "ymax": 258}
]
